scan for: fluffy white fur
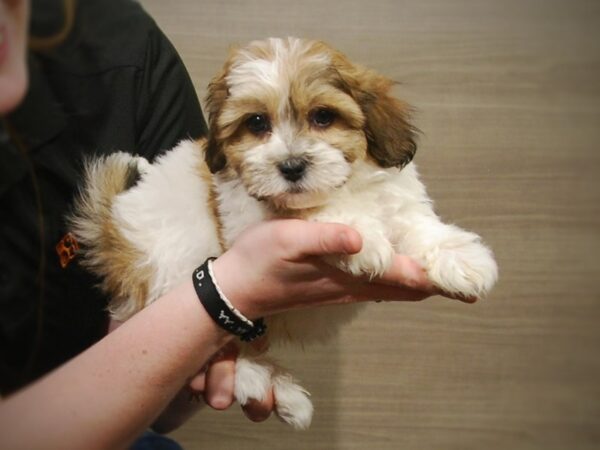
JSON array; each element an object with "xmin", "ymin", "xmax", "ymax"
[{"xmin": 73, "ymin": 37, "xmax": 498, "ymax": 429}]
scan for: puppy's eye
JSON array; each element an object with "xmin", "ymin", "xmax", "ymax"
[
  {"xmin": 310, "ymin": 108, "xmax": 336, "ymax": 128},
  {"xmin": 245, "ymin": 114, "xmax": 271, "ymax": 134}
]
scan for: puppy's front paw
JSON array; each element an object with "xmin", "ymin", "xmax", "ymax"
[
  {"xmin": 423, "ymin": 230, "xmax": 498, "ymax": 299},
  {"xmin": 331, "ymin": 230, "xmax": 394, "ymax": 278}
]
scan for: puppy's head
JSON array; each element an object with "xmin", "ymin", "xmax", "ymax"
[{"xmin": 205, "ymin": 37, "xmax": 417, "ymax": 210}]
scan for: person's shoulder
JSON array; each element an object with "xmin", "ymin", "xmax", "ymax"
[{"xmin": 75, "ymin": 0, "xmax": 166, "ymax": 70}]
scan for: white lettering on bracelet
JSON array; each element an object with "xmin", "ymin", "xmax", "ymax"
[
  {"xmin": 218, "ymin": 310, "xmax": 235, "ymax": 326},
  {"xmin": 195, "ymin": 269, "xmax": 205, "ymax": 286}
]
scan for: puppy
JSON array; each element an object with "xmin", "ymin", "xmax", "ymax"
[{"xmin": 69, "ymin": 37, "xmax": 498, "ymax": 429}]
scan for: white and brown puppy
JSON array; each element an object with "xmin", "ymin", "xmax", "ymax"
[{"xmin": 70, "ymin": 37, "xmax": 498, "ymax": 429}]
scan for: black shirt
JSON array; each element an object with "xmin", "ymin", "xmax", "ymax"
[{"xmin": 0, "ymin": 0, "xmax": 207, "ymax": 394}]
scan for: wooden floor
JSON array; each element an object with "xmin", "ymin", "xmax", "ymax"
[{"xmin": 140, "ymin": 1, "xmax": 600, "ymax": 448}]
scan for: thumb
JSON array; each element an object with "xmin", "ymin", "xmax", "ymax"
[{"xmin": 278, "ymin": 220, "xmax": 363, "ymax": 259}]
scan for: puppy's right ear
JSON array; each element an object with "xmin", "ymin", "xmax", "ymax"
[{"xmin": 204, "ymin": 66, "xmax": 230, "ymax": 173}]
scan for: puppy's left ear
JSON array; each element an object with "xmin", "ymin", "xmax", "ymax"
[
  {"xmin": 336, "ymin": 59, "xmax": 418, "ymax": 168},
  {"xmin": 362, "ymin": 79, "xmax": 418, "ymax": 168}
]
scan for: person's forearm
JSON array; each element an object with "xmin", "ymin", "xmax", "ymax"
[{"xmin": 0, "ymin": 281, "xmax": 232, "ymax": 450}]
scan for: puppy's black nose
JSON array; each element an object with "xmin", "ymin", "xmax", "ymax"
[{"xmin": 278, "ymin": 158, "xmax": 307, "ymax": 182}]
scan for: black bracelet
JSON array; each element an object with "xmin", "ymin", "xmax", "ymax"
[{"xmin": 192, "ymin": 258, "xmax": 266, "ymax": 342}]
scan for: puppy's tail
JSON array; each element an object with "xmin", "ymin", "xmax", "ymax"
[{"xmin": 67, "ymin": 152, "xmax": 150, "ymax": 319}]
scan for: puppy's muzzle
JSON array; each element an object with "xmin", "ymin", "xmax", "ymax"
[{"xmin": 277, "ymin": 157, "xmax": 309, "ymax": 182}]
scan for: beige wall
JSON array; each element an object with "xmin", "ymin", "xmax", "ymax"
[{"xmin": 139, "ymin": 1, "xmax": 600, "ymax": 448}]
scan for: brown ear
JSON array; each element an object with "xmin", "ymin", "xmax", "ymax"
[
  {"xmin": 204, "ymin": 64, "xmax": 230, "ymax": 173},
  {"xmin": 333, "ymin": 54, "xmax": 418, "ymax": 168},
  {"xmin": 362, "ymin": 85, "xmax": 418, "ymax": 168}
]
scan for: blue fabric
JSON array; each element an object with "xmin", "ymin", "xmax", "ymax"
[{"xmin": 130, "ymin": 431, "xmax": 184, "ymax": 450}]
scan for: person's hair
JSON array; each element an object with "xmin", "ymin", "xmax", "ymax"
[{"xmin": 29, "ymin": 0, "xmax": 77, "ymax": 51}]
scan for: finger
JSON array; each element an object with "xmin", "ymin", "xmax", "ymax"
[
  {"xmin": 204, "ymin": 344, "xmax": 238, "ymax": 410},
  {"xmin": 355, "ymin": 281, "xmax": 479, "ymax": 304},
  {"xmin": 353, "ymin": 284, "xmax": 434, "ymax": 303},
  {"xmin": 241, "ymin": 388, "xmax": 274, "ymax": 422},
  {"xmin": 377, "ymin": 255, "xmax": 435, "ymax": 291},
  {"xmin": 435, "ymin": 290, "xmax": 479, "ymax": 303},
  {"xmin": 188, "ymin": 371, "xmax": 206, "ymax": 393},
  {"xmin": 204, "ymin": 359, "xmax": 235, "ymax": 410},
  {"xmin": 273, "ymin": 220, "xmax": 363, "ymax": 259},
  {"xmin": 366, "ymin": 280, "xmax": 478, "ymax": 304},
  {"xmin": 377, "ymin": 256, "xmax": 481, "ymax": 303},
  {"xmin": 306, "ymin": 253, "xmax": 474, "ymax": 304}
]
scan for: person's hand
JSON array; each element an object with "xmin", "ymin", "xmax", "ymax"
[
  {"xmin": 186, "ymin": 341, "xmax": 274, "ymax": 423},
  {"xmin": 149, "ymin": 341, "xmax": 274, "ymax": 433},
  {"xmin": 213, "ymin": 219, "xmax": 473, "ymax": 320}
]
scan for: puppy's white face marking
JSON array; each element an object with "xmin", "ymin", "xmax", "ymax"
[
  {"xmin": 227, "ymin": 38, "xmax": 331, "ymax": 106},
  {"xmin": 227, "ymin": 57, "xmax": 284, "ymax": 98}
]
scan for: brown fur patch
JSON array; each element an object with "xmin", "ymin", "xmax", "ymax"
[
  {"xmin": 205, "ymin": 58, "xmax": 233, "ymax": 173},
  {"xmin": 327, "ymin": 47, "xmax": 418, "ymax": 168},
  {"xmin": 98, "ymin": 220, "xmax": 151, "ymax": 316},
  {"xmin": 68, "ymin": 153, "xmax": 153, "ymax": 319}
]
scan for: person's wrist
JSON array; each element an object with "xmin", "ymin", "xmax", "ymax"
[
  {"xmin": 176, "ymin": 280, "xmax": 234, "ymax": 348},
  {"xmin": 210, "ymin": 251, "xmax": 263, "ymax": 321},
  {"xmin": 192, "ymin": 254, "xmax": 268, "ymax": 342}
]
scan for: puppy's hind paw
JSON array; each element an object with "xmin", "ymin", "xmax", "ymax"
[
  {"xmin": 234, "ymin": 357, "xmax": 273, "ymax": 406},
  {"xmin": 234, "ymin": 357, "xmax": 313, "ymax": 429},
  {"xmin": 272, "ymin": 373, "xmax": 313, "ymax": 430}
]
